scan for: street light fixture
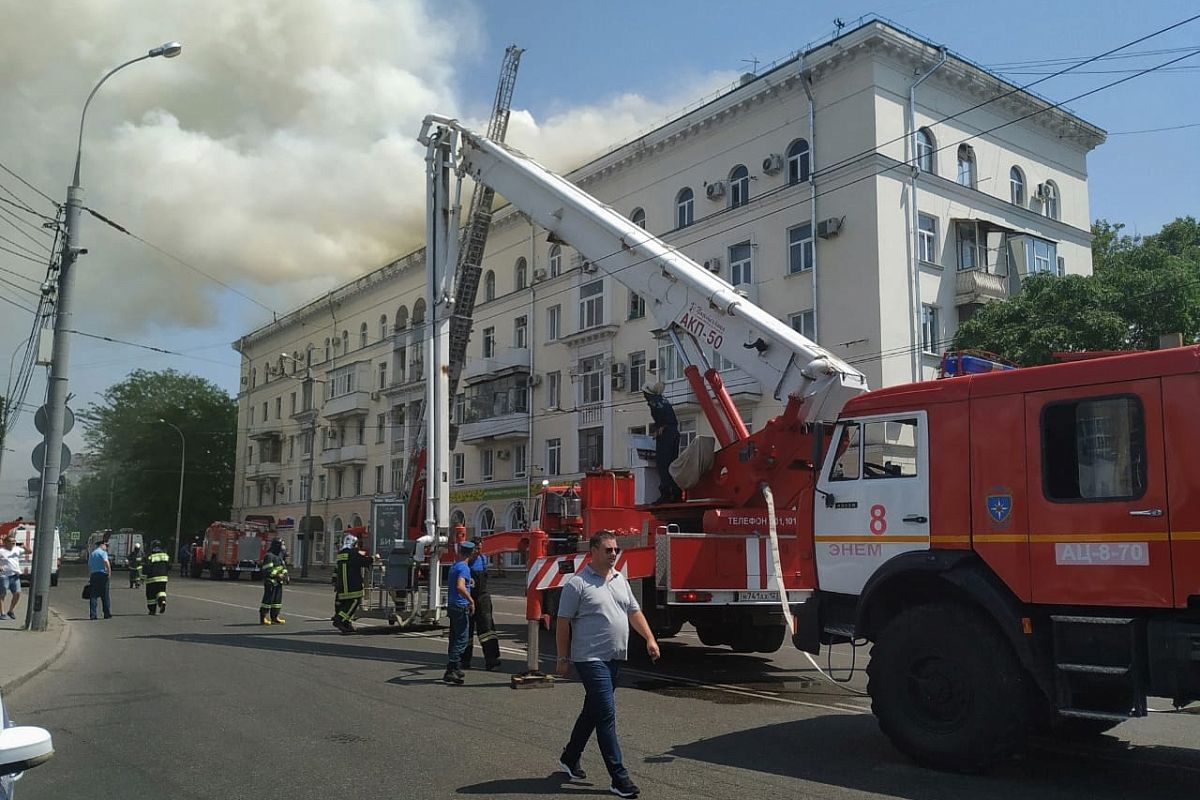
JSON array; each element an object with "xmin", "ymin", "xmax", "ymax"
[
  {"xmin": 30, "ymin": 42, "xmax": 182, "ymax": 632},
  {"xmin": 158, "ymin": 419, "xmax": 186, "ymax": 569}
]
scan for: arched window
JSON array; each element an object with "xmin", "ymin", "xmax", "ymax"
[
  {"xmin": 395, "ymin": 305, "xmax": 408, "ymax": 331},
  {"xmin": 251, "ymin": 367, "xmax": 257, "ymax": 388},
  {"xmin": 729, "ymin": 165, "xmax": 750, "ymax": 209},
  {"xmin": 342, "ymin": 330, "xmax": 349, "ymax": 356},
  {"xmin": 291, "ymin": 352, "xmax": 300, "ymax": 374},
  {"xmin": 916, "ymin": 127, "xmax": 936, "ymax": 174},
  {"xmin": 350, "ymin": 513, "xmax": 363, "ymax": 528},
  {"xmin": 450, "ymin": 509, "xmax": 467, "ymax": 528},
  {"xmin": 305, "ymin": 344, "xmax": 315, "ymax": 365},
  {"xmin": 1009, "ymin": 166, "xmax": 1026, "ymax": 206},
  {"xmin": 277, "ymin": 355, "xmax": 286, "ymax": 376},
  {"xmin": 412, "ymin": 298, "xmax": 426, "ymax": 325},
  {"xmin": 379, "ymin": 315, "xmax": 388, "ymax": 340},
  {"xmin": 484, "ymin": 270, "xmax": 496, "ymax": 301},
  {"xmin": 506, "ymin": 501, "xmax": 527, "ymax": 531},
  {"xmin": 515, "ymin": 257, "xmax": 527, "ymax": 290},
  {"xmin": 1042, "ymin": 180, "xmax": 1060, "ymax": 220},
  {"xmin": 786, "ymin": 138, "xmax": 810, "ymax": 184},
  {"xmin": 956, "ymin": 144, "xmax": 976, "ymax": 188},
  {"xmin": 549, "ymin": 245, "xmax": 562, "ymax": 277},
  {"xmin": 675, "ymin": 188, "xmax": 694, "ymax": 229},
  {"xmin": 630, "ymin": 207, "xmax": 646, "ymax": 229},
  {"xmin": 359, "ymin": 323, "xmax": 368, "ymax": 349},
  {"xmin": 477, "ymin": 506, "xmax": 496, "ymax": 538}
]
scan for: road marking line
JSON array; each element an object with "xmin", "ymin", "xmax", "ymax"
[{"xmin": 172, "ymin": 593, "xmax": 328, "ymax": 621}]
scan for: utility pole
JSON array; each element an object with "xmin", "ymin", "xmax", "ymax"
[{"xmin": 29, "ymin": 42, "xmax": 182, "ymax": 631}]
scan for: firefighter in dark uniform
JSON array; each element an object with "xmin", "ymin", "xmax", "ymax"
[
  {"xmin": 462, "ymin": 540, "xmax": 501, "ymax": 671},
  {"xmin": 128, "ymin": 544, "xmax": 144, "ymax": 588},
  {"xmin": 259, "ymin": 538, "xmax": 289, "ymax": 625},
  {"xmin": 144, "ymin": 540, "xmax": 170, "ymax": 615},
  {"xmin": 643, "ymin": 380, "xmax": 681, "ymax": 503},
  {"xmin": 333, "ymin": 533, "xmax": 373, "ymax": 633}
]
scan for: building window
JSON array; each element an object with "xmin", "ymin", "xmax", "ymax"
[
  {"xmin": 675, "ymin": 188, "xmax": 694, "ymax": 229},
  {"xmin": 342, "ymin": 330, "xmax": 349, "ymax": 356},
  {"xmin": 1043, "ymin": 396, "xmax": 1145, "ymax": 501},
  {"xmin": 514, "ymin": 315, "xmax": 528, "ymax": 350},
  {"xmin": 335, "ymin": 470, "xmax": 344, "ymax": 499},
  {"xmin": 579, "ymin": 427, "xmax": 603, "ymax": 471},
  {"xmin": 354, "ymin": 467, "xmax": 363, "ymax": 496},
  {"xmin": 549, "ymin": 245, "xmax": 562, "ymax": 277},
  {"xmin": 1042, "ymin": 180, "xmax": 1059, "ymax": 220},
  {"xmin": 678, "ymin": 418, "xmax": 697, "ymax": 454},
  {"xmin": 302, "ymin": 430, "xmax": 313, "ymax": 456},
  {"xmin": 916, "ymin": 127, "xmax": 935, "ymax": 174},
  {"xmin": 481, "ymin": 270, "xmax": 496, "ymax": 301},
  {"xmin": 547, "ymin": 438, "xmax": 562, "ymax": 476},
  {"xmin": 580, "ymin": 355, "xmax": 604, "ymax": 405},
  {"xmin": 547, "ymin": 370, "xmax": 562, "ymax": 409},
  {"xmin": 629, "ymin": 351, "xmax": 646, "ymax": 392},
  {"xmin": 478, "ymin": 507, "xmax": 496, "ymax": 537},
  {"xmin": 298, "ymin": 476, "xmax": 309, "ymax": 502},
  {"xmin": 378, "ymin": 362, "xmax": 387, "ymax": 390},
  {"xmin": 482, "ymin": 327, "xmax": 496, "ymax": 358},
  {"xmin": 375, "ymin": 465, "xmax": 384, "ymax": 494},
  {"xmin": 1028, "ymin": 238, "xmax": 1057, "ymax": 274},
  {"xmin": 918, "ymin": 214, "xmax": 938, "ymax": 264},
  {"xmin": 627, "ymin": 291, "xmax": 645, "ymax": 320},
  {"xmin": 514, "ymin": 443, "xmax": 527, "ymax": 478},
  {"xmin": 376, "ymin": 413, "xmax": 387, "ymax": 444},
  {"xmin": 1010, "ymin": 166, "xmax": 1026, "ymax": 206},
  {"xmin": 790, "ymin": 310, "xmax": 816, "ymax": 341},
  {"xmin": 356, "ymin": 323, "xmax": 366, "ymax": 350},
  {"xmin": 356, "ymin": 418, "xmax": 365, "ymax": 445},
  {"xmin": 630, "ymin": 207, "xmax": 646, "ymax": 229},
  {"xmin": 547, "ymin": 305, "xmax": 561, "ymax": 341},
  {"xmin": 275, "ymin": 397, "xmax": 282, "ymax": 419},
  {"xmin": 453, "ymin": 453, "xmax": 465, "ymax": 485},
  {"xmin": 579, "ymin": 280, "xmax": 604, "ymax": 330},
  {"xmin": 729, "ymin": 241, "xmax": 752, "ymax": 286},
  {"xmin": 515, "ymin": 257, "xmax": 527, "ymax": 290},
  {"xmin": 657, "ymin": 338, "xmax": 684, "ymax": 382},
  {"xmin": 391, "ymin": 459, "xmax": 403, "ymax": 492},
  {"xmin": 729, "ymin": 165, "xmax": 750, "ymax": 209},
  {"xmin": 956, "ymin": 144, "xmax": 976, "ymax": 188},
  {"xmin": 318, "ymin": 474, "xmax": 327, "ymax": 500},
  {"xmin": 1057, "ymin": 255, "xmax": 1066, "ymax": 276},
  {"xmin": 956, "ymin": 222, "xmax": 979, "ymax": 271},
  {"xmin": 481, "ymin": 449, "xmax": 494, "ymax": 482},
  {"xmin": 288, "ymin": 435, "xmax": 295, "ymax": 461},
  {"xmin": 921, "ymin": 305, "xmax": 940, "ymax": 355},
  {"xmin": 787, "ymin": 224, "xmax": 813, "ymax": 274},
  {"xmin": 290, "ymin": 392, "xmax": 297, "ymax": 416},
  {"xmin": 787, "ymin": 138, "xmax": 810, "ymax": 184}
]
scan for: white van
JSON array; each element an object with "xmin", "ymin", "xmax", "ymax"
[{"xmin": 9, "ymin": 526, "xmax": 61, "ymax": 587}]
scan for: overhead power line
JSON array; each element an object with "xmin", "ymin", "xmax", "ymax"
[{"xmin": 0, "ymin": 160, "xmax": 57, "ymax": 207}]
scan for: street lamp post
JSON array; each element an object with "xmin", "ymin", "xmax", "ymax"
[
  {"xmin": 158, "ymin": 419, "xmax": 185, "ymax": 567},
  {"xmin": 30, "ymin": 42, "xmax": 182, "ymax": 632},
  {"xmin": 281, "ymin": 353, "xmax": 318, "ymax": 578}
]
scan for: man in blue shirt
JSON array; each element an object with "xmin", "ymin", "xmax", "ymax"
[
  {"xmin": 443, "ymin": 540, "xmax": 475, "ymax": 685},
  {"xmin": 87, "ymin": 540, "xmax": 113, "ymax": 620}
]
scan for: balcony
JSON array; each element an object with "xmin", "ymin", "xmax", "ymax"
[
  {"xmin": 246, "ymin": 461, "xmax": 281, "ymax": 481},
  {"xmin": 248, "ymin": 421, "xmax": 283, "ymax": 441},
  {"xmin": 557, "ymin": 323, "xmax": 619, "ymax": 347},
  {"xmin": 955, "ymin": 268, "xmax": 1009, "ymax": 307},
  {"xmin": 459, "ymin": 412, "xmax": 530, "ymax": 445},
  {"xmin": 663, "ymin": 378, "xmax": 700, "ymax": 412},
  {"xmin": 463, "ymin": 348, "xmax": 531, "ymax": 386},
  {"xmin": 322, "ymin": 390, "xmax": 372, "ymax": 420},
  {"xmin": 320, "ymin": 444, "xmax": 368, "ymax": 467},
  {"xmin": 577, "ymin": 402, "xmax": 604, "ymax": 425}
]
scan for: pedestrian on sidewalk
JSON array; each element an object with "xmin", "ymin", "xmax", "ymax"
[
  {"xmin": 462, "ymin": 541, "xmax": 500, "ymax": 671},
  {"xmin": 0, "ymin": 532, "xmax": 23, "ymax": 621},
  {"xmin": 332, "ymin": 533, "xmax": 372, "ymax": 633},
  {"xmin": 442, "ymin": 540, "xmax": 475, "ymax": 685},
  {"xmin": 144, "ymin": 540, "xmax": 169, "ymax": 615},
  {"xmin": 555, "ymin": 531, "xmax": 659, "ymax": 799},
  {"xmin": 259, "ymin": 538, "xmax": 289, "ymax": 625},
  {"xmin": 88, "ymin": 539, "xmax": 113, "ymax": 620}
]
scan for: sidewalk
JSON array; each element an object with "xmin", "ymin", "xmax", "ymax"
[{"xmin": 0, "ymin": 609, "xmax": 70, "ymax": 694}]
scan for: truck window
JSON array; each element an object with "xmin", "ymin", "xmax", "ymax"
[
  {"xmin": 862, "ymin": 419, "xmax": 919, "ymax": 479},
  {"xmin": 829, "ymin": 422, "xmax": 861, "ymax": 481},
  {"xmin": 1042, "ymin": 394, "xmax": 1146, "ymax": 501}
]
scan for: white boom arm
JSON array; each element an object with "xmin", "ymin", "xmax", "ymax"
[{"xmin": 419, "ymin": 115, "xmax": 868, "ymax": 423}]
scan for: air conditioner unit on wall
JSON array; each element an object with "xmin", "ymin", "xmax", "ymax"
[
  {"xmin": 581, "ymin": 261, "xmax": 598, "ymax": 273},
  {"xmin": 762, "ymin": 154, "xmax": 784, "ymax": 175},
  {"xmin": 816, "ymin": 216, "xmax": 844, "ymax": 239},
  {"xmin": 370, "ymin": 390, "xmax": 381, "ymax": 401},
  {"xmin": 331, "ymin": 336, "xmax": 342, "ymax": 346},
  {"xmin": 1035, "ymin": 183, "xmax": 1051, "ymax": 201},
  {"xmin": 526, "ymin": 373, "xmax": 542, "ymax": 387},
  {"xmin": 611, "ymin": 375, "xmax": 626, "ymax": 391},
  {"xmin": 533, "ymin": 268, "xmax": 547, "ymax": 281},
  {"xmin": 705, "ymin": 181, "xmax": 726, "ymax": 201},
  {"xmin": 703, "ymin": 257, "xmax": 722, "ymax": 273},
  {"xmin": 496, "ymin": 449, "xmax": 511, "ymax": 460}
]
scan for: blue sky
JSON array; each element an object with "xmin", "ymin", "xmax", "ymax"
[{"xmin": 1, "ymin": 0, "xmax": 1197, "ymax": 515}]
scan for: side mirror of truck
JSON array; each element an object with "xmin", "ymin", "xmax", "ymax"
[{"xmin": 0, "ymin": 724, "xmax": 53, "ymax": 776}]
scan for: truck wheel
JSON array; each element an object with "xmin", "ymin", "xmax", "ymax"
[
  {"xmin": 209, "ymin": 563, "xmax": 222, "ymax": 580},
  {"xmin": 696, "ymin": 625, "xmax": 725, "ymax": 648},
  {"xmin": 227, "ymin": 569, "xmax": 238, "ymax": 581},
  {"xmin": 50, "ymin": 573, "xmax": 58, "ymax": 587},
  {"xmin": 751, "ymin": 624, "xmax": 786, "ymax": 653},
  {"xmin": 867, "ymin": 603, "xmax": 1030, "ymax": 772}
]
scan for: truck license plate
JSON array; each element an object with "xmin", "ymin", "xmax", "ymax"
[{"xmin": 737, "ymin": 591, "xmax": 779, "ymax": 602}]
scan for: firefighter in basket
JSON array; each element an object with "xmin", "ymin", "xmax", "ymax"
[{"xmin": 259, "ymin": 538, "xmax": 289, "ymax": 625}]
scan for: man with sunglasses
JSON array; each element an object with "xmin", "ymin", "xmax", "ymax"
[{"xmin": 556, "ymin": 531, "xmax": 659, "ymax": 798}]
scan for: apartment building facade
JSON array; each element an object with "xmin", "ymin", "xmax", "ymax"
[{"xmin": 229, "ymin": 20, "xmax": 1105, "ymax": 561}]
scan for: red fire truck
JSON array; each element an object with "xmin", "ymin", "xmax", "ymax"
[
  {"xmin": 420, "ymin": 116, "xmax": 1200, "ymax": 770},
  {"xmin": 191, "ymin": 522, "xmax": 272, "ymax": 580}
]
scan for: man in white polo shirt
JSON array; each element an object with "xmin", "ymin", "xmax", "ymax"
[{"xmin": 555, "ymin": 530, "xmax": 659, "ymax": 799}]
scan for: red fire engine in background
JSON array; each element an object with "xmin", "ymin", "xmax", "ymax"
[
  {"xmin": 191, "ymin": 522, "xmax": 272, "ymax": 581},
  {"xmin": 419, "ymin": 117, "xmax": 1200, "ymax": 771}
]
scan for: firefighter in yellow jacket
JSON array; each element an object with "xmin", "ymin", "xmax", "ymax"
[
  {"xmin": 333, "ymin": 533, "xmax": 373, "ymax": 633},
  {"xmin": 144, "ymin": 540, "xmax": 170, "ymax": 615},
  {"xmin": 259, "ymin": 538, "xmax": 289, "ymax": 625}
]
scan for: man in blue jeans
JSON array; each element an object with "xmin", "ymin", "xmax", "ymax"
[
  {"xmin": 556, "ymin": 531, "xmax": 659, "ymax": 798},
  {"xmin": 442, "ymin": 540, "xmax": 475, "ymax": 685},
  {"xmin": 87, "ymin": 539, "xmax": 113, "ymax": 619}
]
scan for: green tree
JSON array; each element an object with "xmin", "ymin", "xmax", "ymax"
[
  {"xmin": 955, "ymin": 217, "xmax": 1200, "ymax": 365},
  {"xmin": 77, "ymin": 370, "xmax": 236, "ymax": 548}
]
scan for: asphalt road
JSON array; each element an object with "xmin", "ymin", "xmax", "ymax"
[{"xmin": 8, "ymin": 566, "xmax": 1200, "ymax": 799}]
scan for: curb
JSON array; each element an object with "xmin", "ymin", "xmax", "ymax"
[{"xmin": 2, "ymin": 609, "xmax": 71, "ymax": 695}]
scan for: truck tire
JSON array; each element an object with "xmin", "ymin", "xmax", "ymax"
[
  {"xmin": 50, "ymin": 573, "xmax": 58, "ymax": 587},
  {"xmin": 751, "ymin": 624, "xmax": 786, "ymax": 653},
  {"xmin": 209, "ymin": 562, "xmax": 222, "ymax": 580},
  {"xmin": 190, "ymin": 562, "xmax": 202, "ymax": 579},
  {"xmin": 867, "ymin": 602, "xmax": 1030, "ymax": 772},
  {"xmin": 227, "ymin": 568, "xmax": 238, "ymax": 581}
]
